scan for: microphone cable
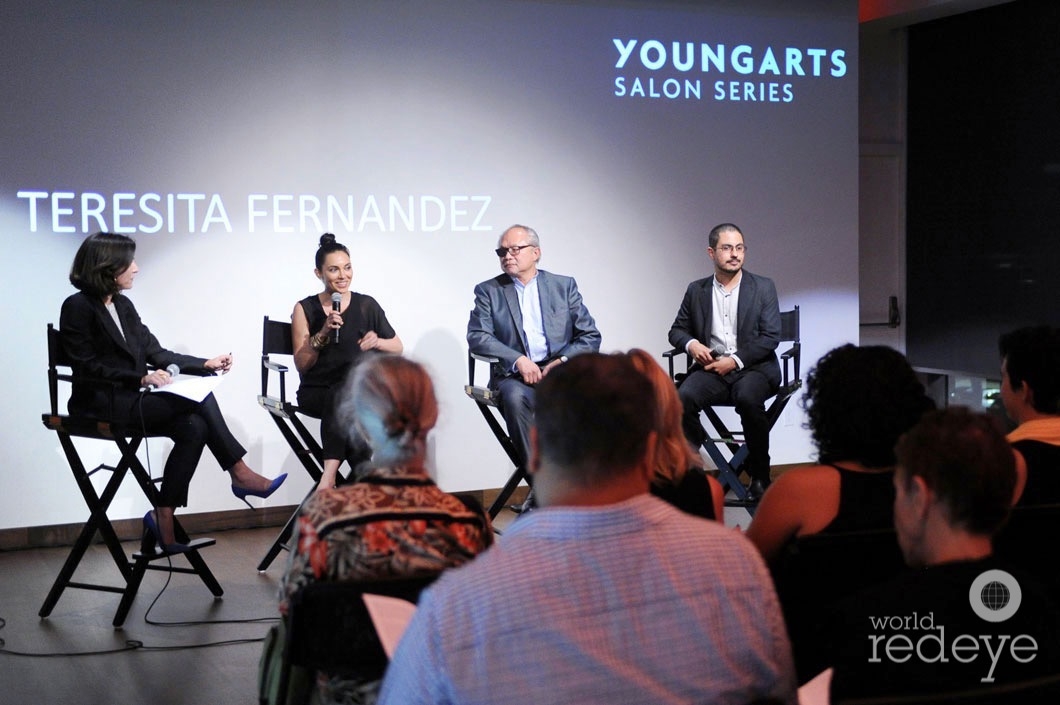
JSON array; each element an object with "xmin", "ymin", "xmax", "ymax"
[{"xmin": 132, "ymin": 383, "xmax": 279, "ymax": 629}]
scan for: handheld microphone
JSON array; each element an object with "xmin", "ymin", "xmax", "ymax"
[
  {"xmin": 331, "ymin": 292, "xmax": 342, "ymax": 345},
  {"xmin": 142, "ymin": 363, "xmax": 180, "ymax": 391}
]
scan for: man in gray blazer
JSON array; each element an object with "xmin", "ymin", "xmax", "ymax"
[
  {"xmin": 468, "ymin": 224, "xmax": 601, "ymax": 492},
  {"xmin": 668, "ymin": 223, "xmax": 781, "ymax": 499}
]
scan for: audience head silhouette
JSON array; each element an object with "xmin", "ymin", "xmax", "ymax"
[
  {"xmin": 531, "ymin": 352, "xmax": 655, "ymax": 500},
  {"xmin": 342, "ymin": 355, "xmax": 438, "ymax": 467},
  {"xmin": 802, "ymin": 344, "xmax": 935, "ymax": 467}
]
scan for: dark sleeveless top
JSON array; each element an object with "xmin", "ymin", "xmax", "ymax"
[
  {"xmin": 650, "ymin": 467, "xmax": 717, "ymax": 521},
  {"xmin": 296, "ymin": 292, "xmax": 396, "ymax": 393},
  {"xmin": 1013, "ymin": 439, "xmax": 1060, "ymax": 506},
  {"xmin": 818, "ymin": 464, "xmax": 896, "ymax": 534}
]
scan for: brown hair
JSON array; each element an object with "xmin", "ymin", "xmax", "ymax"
[
  {"xmin": 895, "ymin": 407, "xmax": 1016, "ymax": 535},
  {"xmin": 68, "ymin": 232, "xmax": 136, "ymax": 299},
  {"xmin": 626, "ymin": 348, "xmax": 701, "ymax": 484}
]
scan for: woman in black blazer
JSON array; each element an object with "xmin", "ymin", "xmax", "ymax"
[{"xmin": 60, "ymin": 232, "xmax": 286, "ymax": 553}]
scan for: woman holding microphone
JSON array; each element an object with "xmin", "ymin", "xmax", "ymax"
[{"xmin": 292, "ymin": 233, "xmax": 403, "ymax": 490}]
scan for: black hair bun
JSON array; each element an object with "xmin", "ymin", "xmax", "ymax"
[{"xmin": 319, "ymin": 232, "xmax": 337, "ymax": 247}]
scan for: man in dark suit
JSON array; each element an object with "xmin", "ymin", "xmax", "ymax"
[
  {"xmin": 668, "ymin": 223, "xmax": 781, "ymax": 499},
  {"xmin": 467, "ymin": 224, "xmax": 601, "ymax": 487}
]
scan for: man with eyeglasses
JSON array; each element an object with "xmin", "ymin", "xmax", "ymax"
[
  {"xmin": 467, "ymin": 224, "xmax": 601, "ymax": 508},
  {"xmin": 668, "ymin": 222, "xmax": 782, "ymax": 500}
]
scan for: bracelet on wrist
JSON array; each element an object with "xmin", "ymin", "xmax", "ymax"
[{"xmin": 310, "ymin": 334, "xmax": 329, "ymax": 350}]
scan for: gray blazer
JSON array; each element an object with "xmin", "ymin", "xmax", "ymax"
[{"xmin": 467, "ymin": 270, "xmax": 601, "ymax": 384}]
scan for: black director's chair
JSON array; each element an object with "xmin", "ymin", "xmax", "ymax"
[
  {"xmin": 464, "ymin": 351, "xmax": 528, "ymax": 519},
  {"xmin": 256, "ymin": 316, "xmax": 328, "ymax": 571},
  {"xmin": 267, "ymin": 575, "xmax": 436, "ymax": 705},
  {"xmin": 40, "ymin": 324, "xmax": 222, "ymax": 628},
  {"xmin": 664, "ymin": 305, "xmax": 802, "ymax": 509}
]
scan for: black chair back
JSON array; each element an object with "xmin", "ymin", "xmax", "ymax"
[
  {"xmin": 263, "ymin": 316, "xmax": 294, "ymax": 356},
  {"xmin": 778, "ymin": 306, "xmax": 801, "ymax": 387},
  {"xmin": 285, "ymin": 575, "xmax": 436, "ymax": 679},
  {"xmin": 993, "ymin": 502, "xmax": 1060, "ymax": 595},
  {"xmin": 772, "ymin": 527, "xmax": 907, "ymax": 683},
  {"xmin": 46, "ymin": 323, "xmax": 69, "ymax": 416},
  {"xmin": 260, "ymin": 316, "xmax": 294, "ymax": 402}
]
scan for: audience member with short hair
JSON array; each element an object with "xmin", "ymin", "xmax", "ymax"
[
  {"xmin": 627, "ymin": 348, "xmax": 725, "ymax": 521},
  {"xmin": 379, "ymin": 353, "xmax": 796, "ymax": 705},
  {"xmin": 999, "ymin": 325, "xmax": 1060, "ymax": 505},
  {"xmin": 279, "ymin": 355, "xmax": 492, "ymax": 705},
  {"xmin": 825, "ymin": 407, "xmax": 1060, "ymax": 700},
  {"xmin": 747, "ymin": 344, "xmax": 935, "ymax": 564}
]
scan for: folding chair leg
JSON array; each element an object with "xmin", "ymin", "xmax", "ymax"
[
  {"xmin": 113, "ymin": 557, "xmax": 149, "ymax": 627},
  {"xmin": 487, "ymin": 466, "xmax": 528, "ymax": 520},
  {"xmin": 703, "ymin": 443, "xmax": 752, "ymax": 503},
  {"xmin": 39, "ymin": 434, "xmax": 134, "ymax": 618},
  {"xmin": 257, "ymin": 485, "xmax": 317, "ymax": 571},
  {"xmin": 697, "ymin": 406, "xmax": 764, "ymax": 513},
  {"xmin": 269, "ymin": 414, "xmax": 325, "ymax": 483},
  {"xmin": 255, "ymin": 412, "xmax": 326, "ymax": 571},
  {"xmin": 184, "ymin": 548, "xmax": 224, "ymax": 596},
  {"xmin": 114, "ymin": 539, "xmax": 222, "ymax": 627}
]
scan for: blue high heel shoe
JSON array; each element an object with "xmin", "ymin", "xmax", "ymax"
[
  {"xmin": 231, "ymin": 473, "xmax": 288, "ymax": 509},
  {"xmin": 142, "ymin": 510, "xmax": 191, "ymax": 555}
]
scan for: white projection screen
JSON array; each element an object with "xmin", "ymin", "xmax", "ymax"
[{"xmin": 0, "ymin": 0, "xmax": 858, "ymax": 531}]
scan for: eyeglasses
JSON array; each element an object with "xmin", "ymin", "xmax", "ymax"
[
  {"xmin": 714, "ymin": 244, "xmax": 746, "ymax": 254},
  {"xmin": 495, "ymin": 244, "xmax": 535, "ymax": 257}
]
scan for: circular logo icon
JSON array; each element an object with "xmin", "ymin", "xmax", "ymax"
[{"xmin": 969, "ymin": 569, "xmax": 1022, "ymax": 623}]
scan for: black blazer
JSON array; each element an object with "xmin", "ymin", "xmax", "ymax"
[
  {"xmin": 667, "ymin": 270, "xmax": 782, "ymax": 385},
  {"xmin": 59, "ymin": 292, "xmax": 206, "ymax": 418}
]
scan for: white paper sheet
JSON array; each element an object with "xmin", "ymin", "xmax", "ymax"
[{"xmin": 149, "ymin": 374, "xmax": 224, "ymax": 403}]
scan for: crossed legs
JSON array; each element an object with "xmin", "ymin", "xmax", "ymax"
[{"xmin": 125, "ymin": 392, "xmax": 267, "ymax": 545}]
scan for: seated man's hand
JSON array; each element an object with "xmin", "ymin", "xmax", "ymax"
[
  {"xmin": 688, "ymin": 340, "xmax": 715, "ymax": 366},
  {"xmin": 704, "ymin": 356, "xmax": 738, "ymax": 376},
  {"xmin": 515, "ymin": 356, "xmax": 543, "ymax": 385}
]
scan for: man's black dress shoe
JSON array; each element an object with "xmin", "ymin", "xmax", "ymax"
[
  {"xmin": 508, "ymin": 490, "xmax": 536, "ymax": 514},
  {"xmin": 746, "ymin": 479, "xmax": 768, "ymax": 502}
]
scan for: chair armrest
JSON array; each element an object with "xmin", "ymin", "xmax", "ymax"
[
  {"xmin": 467, "ymin": 352, "xmax": 500, "ymax": 388},
  {"xmin": 661, "ymin": 348, "xmax": 688, "ymax": 381},
  {"xmin": 464, "ymin": 384, "xmax": 500, "ymax": 406},
  {"xmin": 260, "ymin": 354, "xmax": 292, "ymax": 403},
  {"xmin": 778, "ymin": 342, "xmax": 801, "ymax": 390}
]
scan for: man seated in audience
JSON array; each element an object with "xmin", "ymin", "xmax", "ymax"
[
  {"xmin": 379, "ymin": 353, "xmax": 796, "ymax": 705},
  {"xmin": 825, "ymin": 408, "xmax": 1060, "ymax": 701},
  {"xmin": 999, "ymin": 325, "xmax": 1060, "ymax": 505}
]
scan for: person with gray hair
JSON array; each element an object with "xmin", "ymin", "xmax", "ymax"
[
  {"xmin": 279, "ymin": 354, "xmax": 493, "ymax": 705},
  {"xmin": 467, "ymin": 223, "xmax": 601, "ymax": 510}
]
